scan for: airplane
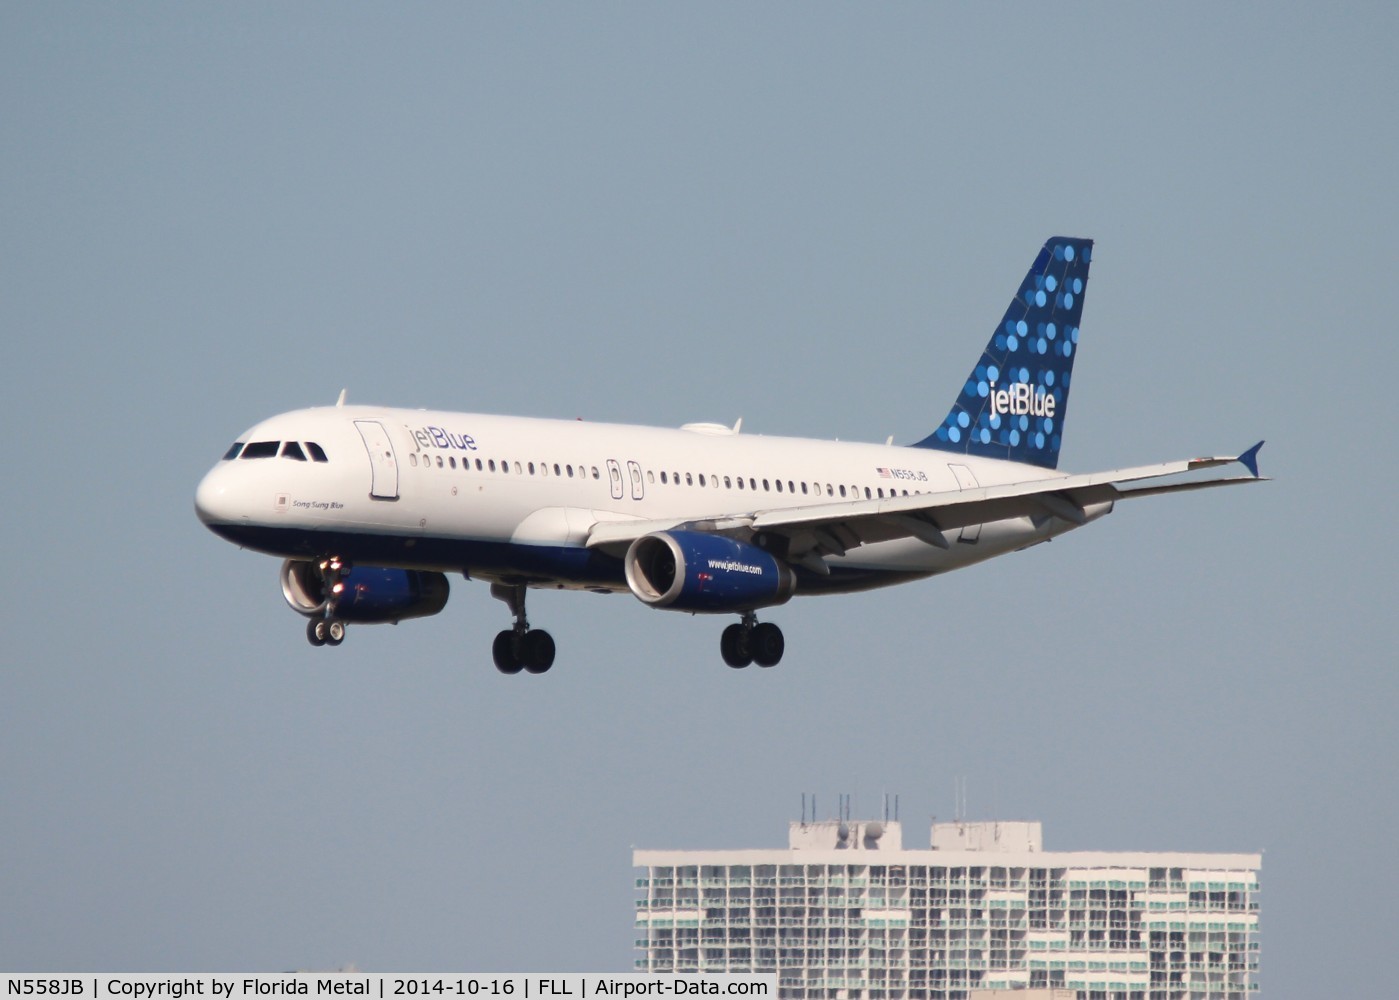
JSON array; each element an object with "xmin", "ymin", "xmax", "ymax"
[{"xmin": 195, "ymin": 236, "xmax": 1265, "ymax": 673}]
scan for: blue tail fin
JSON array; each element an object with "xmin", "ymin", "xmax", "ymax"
[{"xmin": 911, "ymin": 236, "xmax": 1093, "ymax": 469}]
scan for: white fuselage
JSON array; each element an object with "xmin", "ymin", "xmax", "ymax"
[{"xmin": 195, "ymin": 404, "xmax": 1100, "ymax": 596}]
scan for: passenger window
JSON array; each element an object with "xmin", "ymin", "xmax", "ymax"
[
  {"xmin": 686, "ymin": 473, "xmax": 693, "ymax": 486},
  {"xmin": 661, "ymin": 471, "xmax": 668, "ymax": 484},
  {"xmin": 437, "ymin": 456, "xmax": 444, "ymax": 468},
  {"xmin": 475, "ymin": 458, "xmax": 484, "ymax": 471},
  {"xmin": 864, "ymin": 487, "xmax": 872, "ymax": 499},
  {"xmin": 749, "ymin": 478, "xmax": 757, "ymax": 491},
  {"xmin": 529, "ymin": 462, "xmax": 536, "ymax": 475},
  {"xmin": 775, "ymin": 480, "xmax": 783, "ymax": 493},
  {"xmin": 762, "ymin": 479, "xmax": 770, "ymax": 491},
  {"xmin": 877, "ymin": 488, "xmax": 884, "ymax": 499},
  {"xmin": 489, "ymin": 459, "xmax": 497, "ymax": 472},
  {"xmin": 699, "ymin": 474, "xmax": 706, "ymax": 487},
  {"xmin": 592, "ymin": 467, "xmax": 600, "ymax": 479},
  {"xmin": 839, "ymin": 485, "xmax": 847, "ymax": 498},
  {"xmin": 450, "ymin": 457, "xmax": 457, "ymax": 469},
  {"xmin": 222, "ymin": 442, "xmax": 245, "ymax": 460},
  {"xmin": 826, "ymin": 484, "xmax": 834, "ymax": 496},
  {"xmin": 737, "ymin": 477, "xmax": 745, "ymax": 490},
  {"xmin": 553, "ymin": 464, "xmax": 561, "ymax": 476},
  {"xmin": 648, "ymin": 471, "xmax": 655, "ymax": 484},
  {"xmin": 515, "ymin": 462, "xmax": 522, "ymax": 475},
  {"xmin": 567, "ymin": 465, "xmax": 574, "ymax": 478},
  {"xmin": 410, "ymin": 454, "xmax": 418, "ymax": 467},
  {"xmin": 801, "ymin": 482, "xmax": 808, "ymax": 495},
  {"xmin": 240, "ymin": 441, "xmax": 279, "ymax": 459},
  {"xmin": 724, "ymin": 476, "xmax": 732, "ymax": 488}
]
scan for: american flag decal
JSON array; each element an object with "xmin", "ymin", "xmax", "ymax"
[{"xmin": 877, "ymin": 467, "xmax": 892, "ymax": 478}]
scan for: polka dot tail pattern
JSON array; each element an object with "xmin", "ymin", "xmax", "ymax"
[{"xmin": 912, "ymin": 237, "xmax": 1093, "ymax": 470}]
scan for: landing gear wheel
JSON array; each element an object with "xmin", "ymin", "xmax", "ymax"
[
  {"xmin": 522, "ymin": 630, "xmax": 556, "ymax": 674},
  {"xmin": 721, "ymin": 623, "xmax": 753, "ymax": 668},
  {"xmin": 493, "ymin": 630, "xmax": 524, "ymax": 674},
  {"xmin": 307, "ymin": 619, "xmax": 328, "ymax": 647},
  {"xmin": 751, "ymin": 621, "xmax": 784, "ymax": 667},
  {"xmin": 325, "ymin": 620, "xmax": 346, "ymax": 646},
  {"xmin": 490, "ymin": 582, "xmax": 558, "ymax": 675}
]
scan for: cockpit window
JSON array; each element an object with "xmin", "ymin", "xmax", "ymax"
[
  {"xmin": 240, "ymin": 441, "xmax": 280, "ymax": 459},
  {"xmin": 305, "ymin": 442, "xmax": 329, "ymax": 463},
  {"xmin": 281, "ymin": 441, "xmax": 307, "ymax": 461},
  {"xmin": 223, "ymin": 442, "xmax": 245, "ymax": 460}
]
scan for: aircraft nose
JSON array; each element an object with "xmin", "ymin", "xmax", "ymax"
[{"xmin": 194, "ymin": 465, "xmax": 234, "ymax": 525}]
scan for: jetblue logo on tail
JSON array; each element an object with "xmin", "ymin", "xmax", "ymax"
[
  {"xmin": 989, "ymin": 381, "xmax": 1057, "ymax": 419},
  {"xmin": 911, "ymin": 236, "xmax": 1092, "ymax": 470}
]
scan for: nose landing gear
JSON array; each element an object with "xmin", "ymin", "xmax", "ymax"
[
  {"xmin": 306, "ymin": 618, "xmax": 346, "ymax": 647},
  {"xmin": 720, "ymin": 612, "xmax": 784, "ymax": 668},
  {"xmin": 304, "ymin": 557, "xmax": 350, "ymax": 647},
  {"xmin": 490, "ymin": 582, "xmax": 556, "ymax": 674}
]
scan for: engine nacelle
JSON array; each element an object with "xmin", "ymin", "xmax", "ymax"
[
  {"xmin": 280, "ymin": 560, "xmax": 450, "ymax": 624},
  {"xmin": 624, "ymin": 531, "xmax": 796, "ymax": 614}
]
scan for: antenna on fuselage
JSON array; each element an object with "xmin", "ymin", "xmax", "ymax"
[
  {"xmin": 732, "ymin": 417, "xmax": 742, "ymax": 433},
  {"xmin": 336, "ymin": 388, "xmax": 347, "ymax": 407}
]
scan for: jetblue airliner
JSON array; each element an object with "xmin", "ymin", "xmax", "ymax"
[{"xmin": 195, "ymin": 237, "xmax": 1264, "ymax": 672}]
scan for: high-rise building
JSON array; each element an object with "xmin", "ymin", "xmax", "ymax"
[{"xmin": 633, "ymin": 819, "xmax": 1259, "ymax": 999}]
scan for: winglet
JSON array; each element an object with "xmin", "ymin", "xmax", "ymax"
[{"xmin": 1238, "ymin": 440, "xmax": 1264, "ymax": 478}]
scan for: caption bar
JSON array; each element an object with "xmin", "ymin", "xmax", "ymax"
[{"xmin": 5, "ymin": 978, "xmax": 774, "ymax": 1000}]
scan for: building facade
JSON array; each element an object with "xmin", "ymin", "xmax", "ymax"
[{"xmin": 633, "ymin": 820, "xmax": 1259, "ymax": 1000}]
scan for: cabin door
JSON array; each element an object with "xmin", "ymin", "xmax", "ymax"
[{"xmin": 355, "ymin": 420, "xmax": 400, "ymax": 501}]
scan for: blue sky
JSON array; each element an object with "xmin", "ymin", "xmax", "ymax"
[{"xmin": 2, "ymin": 4, "xmax": 1395, "ymax": 995}]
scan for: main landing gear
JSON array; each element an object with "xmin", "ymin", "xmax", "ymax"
[
  {"xmin": 720, "ymin": 612, "xmax": 785, "ymax": 668},
  {"xmin": 490, "ymin": 582, "xmax": 556, "ymax": 675}
]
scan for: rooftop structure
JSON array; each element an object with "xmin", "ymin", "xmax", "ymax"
[{"xmin": 633, "ymin": 819, "xmax": 1259, "ymax": 1000}]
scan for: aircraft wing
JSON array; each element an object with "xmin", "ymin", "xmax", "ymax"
[{"xmin": 585, "ymin": 442, "xmax": 1266, "ymax": 567}]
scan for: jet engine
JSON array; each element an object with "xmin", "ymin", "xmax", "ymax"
[
  {"xmin": 624, "ymin": 531, "xmax": 796, "ymax": 613},
  {"xmin": 280, "ymin": 559, "xmax": 450, "ymax": 624}
]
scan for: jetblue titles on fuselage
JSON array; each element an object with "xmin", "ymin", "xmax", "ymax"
[{"xmin": 413, "ymin": 425, "xmax": 478, "ymax": 452}]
